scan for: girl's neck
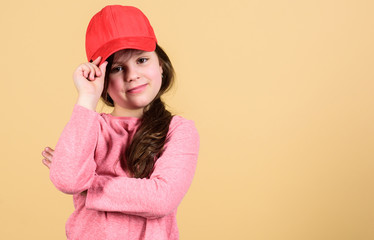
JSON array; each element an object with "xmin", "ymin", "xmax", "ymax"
[{"xmin": 110, "ymin": 106, "xmax": 144, "ymax": 118}]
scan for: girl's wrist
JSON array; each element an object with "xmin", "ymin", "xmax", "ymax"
[{"xmin": 76, "ymin": 95, "xmax": 98, "ymax": 111}]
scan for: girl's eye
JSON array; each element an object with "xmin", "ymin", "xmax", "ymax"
[
  {"xmin": 137, "ymin": 57, "xmax": 148, "ymax": 64},
  {"xmin": 110, "ymin": 57, "xmax": 148, "ymax": 73},
  {"xmin": 110, "ymin": 66, "xmax": 123, "ymax": 73}
]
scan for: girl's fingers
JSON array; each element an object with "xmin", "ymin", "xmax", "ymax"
[
  {"xmin": 90, "ymin": 56, "xmax": 103, "ymax": 77},
  {"xmin": 87, "ymin": 63, "xmax": 100, "ymax": 80},
  {"xmin": 42, "ymin": 147, "xmax": 54, "ymax": 161},
  {"xmin": 42, "ymin": 146, "xmax": 54, "ymax": 169},
  {"xmin": 92, "ymin": 56, "xmax": 102, "ymax": 66},
  {"xmin": 87, "ymin": 62, "xmax": 102, "ymax": 79},
  {"xmin": 42, "ymin": 150, "xmax": 52, "ymax": 161},
  {"xmin": 80, "ymin": 63, "xmax": 94, "ymax": 80},
  {"xmin": 42, "ymin": 159, "xmax": 51, "ymax": 169},
  {"xmin": 84, "ymin": 63, "xmax": 95, "ymax": 80},
  {"xmin": 91, "ymin": 63, "xmax": 102, "ymax": 77},
  {"xmin": 78, "ymin": 58, "xmax": 103, "ymax": 81},
  {"xmin": 80, "ymin": 64, "xmax": 90, "ymax": 78},
  {"xmin": 45, "ymin": 147, "xmax": 54, "ymax": 153}
]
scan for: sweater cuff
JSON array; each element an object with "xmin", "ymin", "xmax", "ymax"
[
  {"xmin": 73, "ymin": 103, "xmax": 98, "ymax": 115},
  {"xmin": 69, "ymin": 104, "xmax": 100, "ymax": 129}
]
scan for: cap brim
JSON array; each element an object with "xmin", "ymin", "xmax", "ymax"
[{"xmin": 90, "ymin": 36, "xmax": 156, "ymax": 65}]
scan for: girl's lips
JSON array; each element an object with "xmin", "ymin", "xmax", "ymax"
[{"xmin": 127, "ymin": 83, "xmax": 148, "ymax": 93}]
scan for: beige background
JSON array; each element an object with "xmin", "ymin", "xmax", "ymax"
[{"xmin": 0, "ymin": 0, "xmax": 373, "ymax": 239}]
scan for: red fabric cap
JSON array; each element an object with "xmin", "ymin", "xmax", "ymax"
[{"xmin": 85, "ymin": 5, "xmax": 157, "ymax": 65}]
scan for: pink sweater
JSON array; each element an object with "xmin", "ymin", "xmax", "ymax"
[{"xmin": 49, "ymin": 104, "xmax": 200, "ymax": 240}]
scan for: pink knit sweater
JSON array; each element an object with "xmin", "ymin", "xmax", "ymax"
[{"xmin": 49, "ymin": 104, "xmax": 200, "ymax": 240}]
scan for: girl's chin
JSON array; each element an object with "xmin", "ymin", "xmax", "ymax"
[
  {"xmin": 125, "ymin": 101, "xmax": 152, "ymax": 110},
  {"xmin": 113, "ymin": 95, "xmax": 156, "ymax": 109}
]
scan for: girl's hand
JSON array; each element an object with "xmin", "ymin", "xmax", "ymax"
[
  {"xmin": 41, "ymin": 147, "xmax": 54, "ymax": 169},
  {"xmin": 73, "ymin": 56, "xmax": 108, "ymax": 99}
]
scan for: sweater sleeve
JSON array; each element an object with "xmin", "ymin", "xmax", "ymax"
[
  {"xmin": 49, "ymin": 104, "xmax": 99, "ymax": 195},
  {"xmin": 85, "ymin": 118, "xmax": 200, "ymax": 219}
]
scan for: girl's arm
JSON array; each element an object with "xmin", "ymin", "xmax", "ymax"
[
  {"xmin": 85, "ymin": 119, "xmax": 200, "ymax": 219},
  {"xmin": 49, "ymin": 103, "xmax": 100, "ymax": 194},
  {"xmin": 49, "ymin": 57, "xmax": 106, "ymax": 194}
]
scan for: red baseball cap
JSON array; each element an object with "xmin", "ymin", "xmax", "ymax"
[{"xmin": 85, "ymin": 5, "xmax": 157, "ymax": 65}]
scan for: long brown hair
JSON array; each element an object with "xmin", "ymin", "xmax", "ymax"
[{"xmin": 100, "ymin": 44, "xmax": 175, "ymax": 178}]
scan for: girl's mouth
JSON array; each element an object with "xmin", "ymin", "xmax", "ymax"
[{"xmin": 127, "ymin": 84, "xmax": 148, "ymax": 93}]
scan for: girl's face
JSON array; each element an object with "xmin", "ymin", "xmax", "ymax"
[{"xmin": 107, "ymin": 49, "xmax": 163, "ymax": 117}]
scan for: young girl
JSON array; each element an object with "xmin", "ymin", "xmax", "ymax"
[{"xmin": 41, "ymin": 5, "xmax": 199, "ymax": 240}]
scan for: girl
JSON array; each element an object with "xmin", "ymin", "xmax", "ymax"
[{"xmin": 41, "ymin": 5, "xmax": 199, "ymax": 240}]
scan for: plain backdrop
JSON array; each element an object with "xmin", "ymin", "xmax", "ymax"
[{"xmin": 0, "ymin": 0, "xmax": 373, "ymax": 239}]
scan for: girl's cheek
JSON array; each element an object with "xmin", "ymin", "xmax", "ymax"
[{"xmin": 109, "ymin": 78, "xmax": 123, "ymax": 89}]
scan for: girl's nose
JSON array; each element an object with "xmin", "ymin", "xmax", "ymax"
[{"xmin": 124, "ymin": 66, "xmax": 140, "ymax": 82}]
